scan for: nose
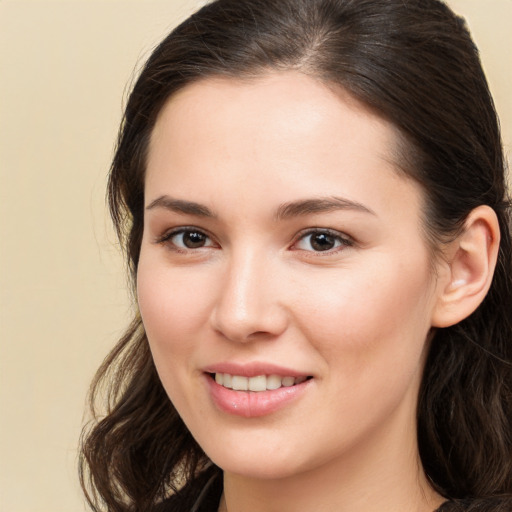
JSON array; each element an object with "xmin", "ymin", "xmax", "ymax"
[{"xmin": 209, "ymin": 249, "xmax": 289, "ymax": 343}]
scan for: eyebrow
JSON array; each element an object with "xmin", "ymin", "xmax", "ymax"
[
  {"xmin": 145, "ymin": 196, "xmax": 217, "ymax": 218},
  {"xmin": 145, "ymin": 194, "xmax": 375, "ymax": 220},
  {"xmin": 275, "ymin": 196, "xmax": 376, "ymax": 220}
]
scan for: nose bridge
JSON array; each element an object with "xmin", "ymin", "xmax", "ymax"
[{"xmin": 210, "ymin": 244, "xmax": 287, "ymax": 342}]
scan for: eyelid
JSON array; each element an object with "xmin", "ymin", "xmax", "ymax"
[
  {"xmin": 291, "ymin": 228, "xmax": 354, "ymax": 253},
  {"xmin": 155, "ymin": 226, "xmax": 217, "ymax": 249},
  {"xmin": 153, "ymin": 225, "xmax": 353, "ymax": 254}
]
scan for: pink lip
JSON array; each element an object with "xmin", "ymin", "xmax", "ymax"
[
  {"xmin": 202, "ymin": 364, "xmax": 313, "ymax": 418},
  {"xmin": 202, "ymin": 361, "xmax": 310, "ymax": 378}
]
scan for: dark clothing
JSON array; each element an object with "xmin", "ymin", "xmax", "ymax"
[{"xmin": 153, "ymin": 466, "xmax": 222, "ymax": 512}]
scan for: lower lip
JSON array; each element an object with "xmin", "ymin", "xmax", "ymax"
[{"xmin": 205, "ymin": 375, "xmax": 312, "ymax": 418}]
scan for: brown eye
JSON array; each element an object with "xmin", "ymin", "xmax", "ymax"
[
  {"xmin": 181, "ymin": 231, "xmax": 208, "ymax": 248},
  {"xmin": 309, "ymin": 233, "xmax": 336, "ymax": 251},
  {"xmin": 294, "ymin": 230, "xmax": 352, "ymax": 253},
  {"xmin": 166, "ymin": 229, "xmax": 214, "ymax": 249}
]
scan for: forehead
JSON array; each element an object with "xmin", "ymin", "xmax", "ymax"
[
  {"xmin": 146, "ymin": 71, "xmax": 421, "ymax": 219},
  {"xmin": 149, "ymin": 72, "xmax": 396, "ymax": 162}
]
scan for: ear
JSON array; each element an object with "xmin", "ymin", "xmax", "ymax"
[{"xmin": 431, "ymin": 205, "xmax": 500, "ymax": 328}]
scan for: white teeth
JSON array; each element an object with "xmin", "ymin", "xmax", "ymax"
[
  {"xmin": 223, "ymin": 373, "xmax": 233, "ymax": 389},
  {"xmin": 248, "ymin": 375, "xmax": 267, "ymax": 392},
  {"xmin": 266, "ymin": 374, "xmax": 282, "ymax": 390},
  {"xmin": 231, "ymin": 375, "xmax": 248, "ymax": 391},
  {"xmin": 214, "ymin": 373, "xmax": 309, "ymax": 391},
  {"xmin": 282, "ymin": 376, "xmax": 295, "ymax": 387}
]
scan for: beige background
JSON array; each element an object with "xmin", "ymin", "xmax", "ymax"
[{"xmin": 0, "ymin": 1, "xmax": 510, "ymax": 511}]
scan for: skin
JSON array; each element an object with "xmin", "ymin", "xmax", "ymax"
[{"xmin": 137, "ymin": 72, "xmax": 450, "ymax": 512}]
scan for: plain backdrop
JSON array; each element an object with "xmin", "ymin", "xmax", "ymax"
[{"xmin": 0, "ymin": 1, "xmax": 510, "ymax": 511}]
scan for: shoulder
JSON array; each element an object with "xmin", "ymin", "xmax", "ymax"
[{"xmin": 437, "ymin": 497, "xmax": 512, "ymax": 512}]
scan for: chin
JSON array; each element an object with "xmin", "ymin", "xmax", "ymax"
[
  {"xmin": 212, "ymin": 456, "xmax": 303, "ymax": 480},
  {"xmin": 201, "ymin": 437, "xmax": 317, "ymax": 481}
]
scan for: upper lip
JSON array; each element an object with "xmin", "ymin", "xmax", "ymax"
[{"xmin": 202, "ymin": 362, "xmax": 311, "ymax": 378}]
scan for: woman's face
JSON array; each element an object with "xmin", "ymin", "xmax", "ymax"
[{"xmin": 137, "ymin": 72, "xmax": 446, "ymax": 479}]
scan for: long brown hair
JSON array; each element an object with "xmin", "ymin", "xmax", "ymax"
[{"xmin": 80, "ymin": 1, "xmax": 512, "ymax": 510}]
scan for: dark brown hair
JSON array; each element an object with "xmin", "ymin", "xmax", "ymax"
[{"xmin": 80, "ymin": 1, "xmax": 512, "ymax": 510}]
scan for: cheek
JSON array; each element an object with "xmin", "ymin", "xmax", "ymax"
[
  {"xmin": 136, "ymin": 259, "xmax": 210, "ymax": 368},
  {"xmin": 289, "ymin": 262, "xmax": 435, "ymax": 445},
  {"xmin": 293, "ymin": 258, "xmax": 434, "ymax": 375},
  {"xmin": 136, "ymin": 260, "xmax": 214, "ymax": 419}
]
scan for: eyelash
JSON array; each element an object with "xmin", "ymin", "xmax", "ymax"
[
  {"xmin": 292, "ymin": 228, "xmax": 354, "ymax": 254},
  {"xmin": 155, "ymin": 227, "xmax": 217, "ymax": 253},
  {"xmin": 155, "ymin": 227, "xmax": 354, "ymax": 255}
]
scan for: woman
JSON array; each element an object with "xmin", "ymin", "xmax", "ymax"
[{"xmin": 80, "ymin": 0, "xmax": 512, "ymax": 511}]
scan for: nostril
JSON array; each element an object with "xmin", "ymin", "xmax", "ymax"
[{"xmin": 246, "ymin": 330, "xmax": 278, "ymax": 340}]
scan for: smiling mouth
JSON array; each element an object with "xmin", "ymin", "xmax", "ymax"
[{"xmin": 209, "ymin": 373, "xmax": 313, "ymax": 392}]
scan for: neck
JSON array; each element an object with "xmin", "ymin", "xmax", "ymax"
[{"xmin": 222, "ymin": 447, "xmax": 442, "ymax": 512}]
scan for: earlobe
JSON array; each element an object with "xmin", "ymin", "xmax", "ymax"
[{"xmin": 431, "ymin": 205, "xmax": 500, "ymax": 328}]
